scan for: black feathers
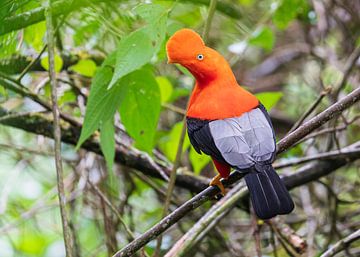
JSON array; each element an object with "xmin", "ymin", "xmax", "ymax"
[{"xmin": 244, "ymin": 165, "xmax": 294, "ymax": 219}]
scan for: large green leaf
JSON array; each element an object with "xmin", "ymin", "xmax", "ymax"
[
  {"xmin": 76, "ymin": 53, "xmax": 121, "ymax": 148},
  {"xmin": 100, "ymin": 117, "xmax": 115, "ymax": 172},
  {"xmin": 69, "ymin": 59, "xmax": 97, "ymax": 77},
  {"xmin": 159, "ymin": 122, "xmax": 191, "ymax": 162},
  {"xmin": 108, "ymin": 5, "xmax": 167, "ymax": 89},
  {"xmin": 118, "ymin": 69, "xmax": 161, "ymax": 152},
  {"xmin": 189, "ymin": 146, "xmax": 211, "ymax": 174},
  {"xmin": 156, "ymin": 76, "xmax": 173, "ymax": 103},
  {"xmin": 255, "ymin": 91, "xmax": 283, "ymax": 110}
]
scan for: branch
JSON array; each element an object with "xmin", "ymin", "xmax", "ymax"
[
  {"xmin": 0, "ymin": 51, "xmax": 105, "ymax": 75},
  {"xmin": 0, "ymin": 0, "xmax": 241, "ymax": 36},
  {"xmin": 0, "ymin": 0, "xmax": 109, "ymax": 36},
  {"xmin": 320, "ymin": 229, "xmax": 360, "ymax": 257},
  {"xmin": 45, "ymin": 2, "xmax": 74, "ymax": 256},
  {"xmin": 273, "ymin": 147, "xmax": 360, "ymax": 169},
  {"xmin": 277, "ymin": 86, "xmax": 360, "ymax": 154}
]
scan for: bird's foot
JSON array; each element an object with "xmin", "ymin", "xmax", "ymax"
[{"xmin": 209, "ymin": 174, "xmax": 226, "ymax": 196}]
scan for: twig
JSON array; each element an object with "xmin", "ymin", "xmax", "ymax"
[
  {"xmin": 154, "ymin": 2, "xmax": 218, "ymax": 255},
  {"xmin": 202, "ymin": 0, "xmax": 217, "ymax": 42},
  {"xmin": 288, "ymin": 86, "xmax": 331, "ymax": 133},
  {"xmin": 277, "ymin": 87, "xmax": 360, "ymax": 154},
  {"xmin": 89, "ymin": 182, "xmax": 136, "ymax": 242},
  {"xmin": 45, "ymin": 2, "xmax": 74, "ymax": 256},
  {"xmin": 333, "ymin": 47, "xmax": 360, "ymax": 98},
  {"xmin": 17, "ymin": 45, "xmax": 47, "ymax": 82},
  {"xmin": 320, "ymin": 229, "xmax": 360, "ymax": 257},
  {"xmin": 251, "ymin": 211, "xmax": 262, "ymax": 257},
  {"xmin": 164, "ymin": 182, "xmax": 247, "ymax": 257},
  {"xmin": 111, "ymin": 87, "xmax": 360, "ymax": 257},
  {"xmin": 273, "ymin": 148, "xmax": 360, "ymax": 169}
]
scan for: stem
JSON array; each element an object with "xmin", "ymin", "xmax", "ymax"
[
  {"xmin": 320, "ymin": 229, "xmax": 360, "ymax": 257},
  {"xmin": 202, "ymin": 0, "xmax": 217, "ymax": 42},
  {"xmin": 45, "ymin": 2, "xmax": 74, "ymax": 256}
]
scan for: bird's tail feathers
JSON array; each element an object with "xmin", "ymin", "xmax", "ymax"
[{"xmin": 244, "ymin": 165, "xmax": 294, "ymax": 220}]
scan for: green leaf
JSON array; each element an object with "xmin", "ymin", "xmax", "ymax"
[
  {"xmin": 118, "ymin": 69, "xmax": 161, "ymax": 152},
  {"xmin": 248, "ymin": 26, "xmax": 275, "ymax": 51},
  {"xmin": 108, "ymin": 6, "xmax": 167, "ymax": 89},
  {"xmin": 100, "ymin": 117, "xmax": 115, "ymax": 171},
  {"xmin": 189, "ymin": 147, "xmax": 211, "ymax": 174},
  {"xmin": 156, "ymin": 76, "xmax": 173, "ymax": 103},
  {"xmin": 69, "ymin": 59, "xmax": 97, "ymax": 77},
  {"xmin": 255, "ymin": 91, "xmax": 283, "ymax": 110},
  {"xmin": 40, "ymin": 54, "xmax": 63, "ymax": 72},
  {"xmin": 159, "ymin": 122, "xmax": 190, "ymax": 162},
  {"xmin": 77, "ymin": 53, "xmax": 122, "ymax": 148},
  {"xmin": 134, "ymin": 3, "xmax": 167, "ymax": 22},
  {"xmin": 273, "ymin": 0, "xmax": 307, "ymax": 29},
  {"xmin": 24, "ymin": 21, "xmax": 45, "ymax": 52}
]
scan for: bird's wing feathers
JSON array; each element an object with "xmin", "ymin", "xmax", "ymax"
[
  {"xmin": 187, "ymin": 105, "xmax": 276, "ymax": 170},
  {"xmin": 186, "ymin": 118, "xmax": 226, "ymax": 163}
]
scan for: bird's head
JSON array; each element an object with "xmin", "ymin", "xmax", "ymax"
[{"xmin": 166, "ymin": 29, "xmax": 230, "ymax": 82}]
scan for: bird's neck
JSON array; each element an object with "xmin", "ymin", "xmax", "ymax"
[{"xmin": 187, "ymin": 78, "xmax": 259, "ymax": 120}]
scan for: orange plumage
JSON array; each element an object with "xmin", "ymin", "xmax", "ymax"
[{"xmin": 166, "ymin": 29, "xmax": 258, "ymax": 120}]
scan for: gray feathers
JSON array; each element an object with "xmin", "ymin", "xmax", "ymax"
[{"xmin": 209, "ymin": 107, "xmax": 276, "ymax": 169}]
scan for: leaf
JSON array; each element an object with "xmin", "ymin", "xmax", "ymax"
[
  {"xmin": 248, "ymin": 26, "xmax": 275, "ymax": 51},
  {"xmin": 69, "ymin": 59, "xmax": 97, "ymax": 77},
  {"xmin": 189, "ymin": 147, "xmax": 211, "ymax": 174},
  {"xmin": 159, "ymin": 122, "xmax": 190, "ymax": 162},
  {"xmin": 40, "ymin": 54, "xmax": 63, "ymax": 72},
  {"xmin": 100, "ymin": 117, "xmax": 115, "ymax": 172},
  {"xmin": 255, "ymin": 91, "xmax": 283, "ymax": 110},
  {"xmin": 24, "ymin": 21, "xmax": 45, "ymax": 52},
  {"xmin": 118, "ymin": 69, "xmax": 161, "ymax": 152},
  {"xmin": 77, "ymin": 53, "xmax": 122, "ymax": 148},
  {"xmin": 134, "ymin": 3, "xmax": 167, "ymax": 22},
  {"xmin": 272, "ymin": 0, "xmax": 308, "ymax": 29},
  {"xmin": 156, "ymin": 76, "xmax": 173, "ymax": 103},
  {"xmin": 108, "ymin": 5, "xmax": 167, "ymax": 89}
]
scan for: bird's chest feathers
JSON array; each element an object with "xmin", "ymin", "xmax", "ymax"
[{"xmin": 187, "ymin": 83, "xmax": 259, "ymax": 120}]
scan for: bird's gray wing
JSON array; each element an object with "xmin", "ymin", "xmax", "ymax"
[{"xmin": 208, "ymin": 106, "xmax": 276, "ymax": 170}]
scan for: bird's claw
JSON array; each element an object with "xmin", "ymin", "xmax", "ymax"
[{"xmin": 209, "ymin": 174, "xmax": 226, "ymax": 196}]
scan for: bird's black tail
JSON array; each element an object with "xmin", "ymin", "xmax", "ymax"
[{"xmin": 244, "ymin": 165, "xmax": 294, "ymax": 220}]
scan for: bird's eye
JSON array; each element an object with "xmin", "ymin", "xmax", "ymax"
[{"xmin": 197, "ymin": 54, "xmax": 204, "ymax": 61}]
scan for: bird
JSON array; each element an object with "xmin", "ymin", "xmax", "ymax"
[{"xmin": 166, "ymin": 28, "xmax": 294, "ymax": 219}]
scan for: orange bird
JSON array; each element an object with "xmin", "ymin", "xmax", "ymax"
[{"xmin": 166, "ymin": 29, "xmax": 294, "ymax": 219}]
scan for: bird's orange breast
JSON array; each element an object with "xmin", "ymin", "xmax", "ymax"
[{"xmin": 187, "ymin": 81, "xmax": 259, "ymax": 120}]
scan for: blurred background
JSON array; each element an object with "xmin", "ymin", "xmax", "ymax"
[{"xmin": 0, "ymin": 0, "xmax": 359, "ymax": 256}]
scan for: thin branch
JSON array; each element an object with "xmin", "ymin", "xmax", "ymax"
[
  {"xmin": 320, "ymin": 229, "xmax": 360, "ymax": 257},
  {"xmin": 154, "ymin": 1, "xmax": 218, "ymax": 254},
  {"xmin": 288, "ymin": 86, "xmax": 331, "ymax": 133},
  {"xmin": 153, "ymin": 117, "xmax": 187, "ymax": 256},
  {"xmin": 164, "ymin": 182, "xmax": 247, "ymax": 257},
  {"xmin": 273, "ymin": 148, "xmax": 360, "ymax": 169},
  {"xmin": 17, "ymin": 45, "xmax": 47, "ymax": 81},
  {"xmin": 202, "ymin": 0, "xmax": 217, "ymax": 42},
  {"xmin": 89, "ymin": 183, "xmax": 137, "ymax": 243},
  {"xmin": 45, "ymin": 2, "xmax": 74, "ymax": 256},
  {"xmin": 277, "ymin": 87, "xmax": 360, "ymax": 154}
]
